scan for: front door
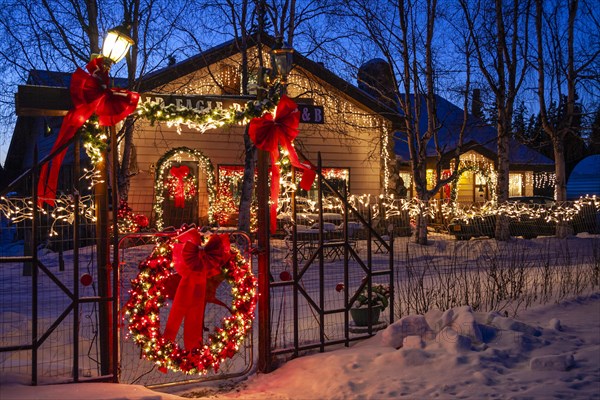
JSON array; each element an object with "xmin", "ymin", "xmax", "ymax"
[{"xmin": 162, "ymin": 161, "xmax": 200, "ymax": 229}]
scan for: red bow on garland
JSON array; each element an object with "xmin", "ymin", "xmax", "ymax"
[
  {"xmin": 37, "ymin": 56, "xmax": 140, "ymax": 207},
  {"xmin": 163, "ymin": 229, "xmax": 233, "ymax": 350},
  {"xmin": 169, "ymin": 165, "xmax": 191, "ymax": 208},
  {"xmin": 248, "ymin": 95, "xmax": 316, "ymax": 231}
]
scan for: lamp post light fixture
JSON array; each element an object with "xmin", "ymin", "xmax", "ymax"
[
  {"xmin": 270, "ymin": 39, "xmax": 294, "ymax": 85},
  {"xmin": 101, "ymin": 25, "xmax": 134, "ymax": 66}
]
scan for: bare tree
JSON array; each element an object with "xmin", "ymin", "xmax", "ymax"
[
  {"xmin": 327, "ymin": 0, "xmax": 472, "ymax": 245},
  {"xmin": 461, "ymin": 0, "xmax": 531, "ymax": 241},
  {"xmin": 534, "ymin": 0, "xmax": 599, "ymax": 237}
]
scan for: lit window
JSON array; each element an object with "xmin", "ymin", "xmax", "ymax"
[{"xmin": 509, "ymin": 173, "xmax": 523, "ymax": 197}]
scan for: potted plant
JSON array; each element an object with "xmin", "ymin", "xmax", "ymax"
[{"xmin": 349, "ymin": 283, "xmax": 390, "ymax": 326}]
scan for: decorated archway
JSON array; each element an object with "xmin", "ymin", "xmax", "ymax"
[{"xmin": 154, "ymin": 147, "xmax": 217, "ymax": 231}]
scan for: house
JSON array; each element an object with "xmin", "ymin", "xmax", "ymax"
[
  {"xmin": 7, "ymin": 37, "xmax": 555, "ymax": 231},
  {"xmin": 355, "ymin": 58, "xmax": 555, "ymax": 205},
  {"xmin": 394, "ymin": 93, "xmax": 556, "ymax": 203},
  {"xmin": 7, "ymin": 36, "xmax": 402, "ymax": 230}
]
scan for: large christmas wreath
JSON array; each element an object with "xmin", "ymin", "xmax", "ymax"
[{"xmin": 124, "ymin": 227, "xmax": 257, "ymax": 374}]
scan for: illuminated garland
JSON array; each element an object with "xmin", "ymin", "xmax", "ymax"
[
  {"xmin": 213, "ymin": 172, "xmax": 239, "ymax": 226},
  {"xmin": 0, "ymin": 193, "xmax": 96, "ymax": 237},
  {"xmin": 215, "ymin": 166, "xmax": 257, "ymax": 231},
  {"xmin": 294, "ymin": 191, "xmax": 599, "ymax": 230},
  {"xmin": 124, "ymin": 228, "xmax": 258, "ymax": 374},
  {"xmin": 136, "ymin": 82, "xmax": 282, "ymax": 135},
  {"xmin": 154, "ymin": 147, "xmax": 216, "ymax": 231},
  {"xmin": 80, "ymin": 116, "xmax": 107, "ymax": 164}
]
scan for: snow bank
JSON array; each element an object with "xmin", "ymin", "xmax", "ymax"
[{"xmin": 2, "ymin": 294, "xmax": 599, "ymax": 399}]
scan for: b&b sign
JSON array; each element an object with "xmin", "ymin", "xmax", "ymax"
[{"xmin": 298, "ymin": 104, "xmax": 325, "ymax": 124}]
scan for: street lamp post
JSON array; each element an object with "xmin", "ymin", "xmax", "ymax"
[
  {"xmin": 96, "ymin": 26, "xmax": 134, "ymax": 379},
  {"xmin": 257, "ymin": 38, "xmax": 294, "ymax": 374}
]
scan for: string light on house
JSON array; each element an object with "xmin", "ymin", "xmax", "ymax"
[{"xmin": 533, "ymin": 172, "xmax": 556, "ymax": 189}]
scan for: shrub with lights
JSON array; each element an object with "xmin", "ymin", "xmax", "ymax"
[
  {"xmin": 124, "ymin": 226, "xmax": 257, "ymax": 374},
  {"xmin": 116, "ymin": 199, "xmax": 149, "ymax": 234}
]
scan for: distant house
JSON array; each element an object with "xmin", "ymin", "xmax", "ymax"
[
  {"xmin": 7, "ymin": 36, "xmax": 402, "ymax": 229},
  {"xmin": 393, "ymin": 93, "xmax": 556, "ymax": 203}
]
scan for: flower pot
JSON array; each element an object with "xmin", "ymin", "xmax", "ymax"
[{"xmin": 350, "ymin": 306, "xmax": 382, "ymax": 326}]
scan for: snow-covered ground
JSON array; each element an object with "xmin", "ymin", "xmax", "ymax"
[
  {"xmin": 2, "ymin": 293, "xmax": 599, "ymax": 399},
  {"xmin": 1, "ymin": 223, "xmax": 599, "ymax": 399}
]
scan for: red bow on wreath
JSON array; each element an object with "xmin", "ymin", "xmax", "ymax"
[
  {"xmin": 169, "ymin": 165, "xmax": 190, "ymax": 208},
  {"xmin": 248, "ymin": 95, "xmax": 316, "ymax": 231},
  {"xmin": 163, "ymin": 229, "xmax": 233, "ymax": 350},
  {"xmin": 37, "ymin": 56, "xmax": 140, "ymax": 207}
]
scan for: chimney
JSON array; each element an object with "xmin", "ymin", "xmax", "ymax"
[{"xmin": 357, "ymin": 58, "xmax": 396, "ymax": 107}]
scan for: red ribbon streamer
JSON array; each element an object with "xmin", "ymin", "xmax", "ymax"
[
  {"xmin": 248, "ymin": 95, "xmax": 316, "ymax": 231},
  {"xmin": 163, "ymin": 229, "xmax": 233, "ymax": 350},
  {"xmin": 37, "ymin": 57, "xmax": 140, "ymax": 207},
  {"xmin": 169, "ymin": 165, "xmax": 190, "ymax": 208}
]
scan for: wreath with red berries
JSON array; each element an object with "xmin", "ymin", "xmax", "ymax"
[{"xmin": 124, "ymin": 228, "xmax": 257, "ymax": 374}]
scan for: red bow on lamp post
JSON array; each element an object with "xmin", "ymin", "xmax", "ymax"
[
  {"xmin": 163, "ymin": 229, "xmax": 233, "ymax": 350},
  {"xmin": 37, "ymin": 56, "xmax": 140, "ymax": 207},
  {"xmin": 248, "ymin": 95, "xmax": 316, "ymax": 231}
]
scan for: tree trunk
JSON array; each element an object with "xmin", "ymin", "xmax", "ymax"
[
  {"xmin": 553, "ymin": 137, "xmax": 572, "ymax": 238},
  {"xmin": 117, "ymin": 116, "xmax": 136, "ymax": 201},
  {"xmin": 238, "ymin": 126, "xmax": 256, "ymax": 233},
  {"xmin": 414, "ymin": 167, "xmax": 429, "ymax": 245},
  {"xmin": 415, "ymin": 209, "xmax": 429, "ymax": 245},
  {"xmin": 495, "ymin": 117, "xmax": 511, "ymax": 241}
]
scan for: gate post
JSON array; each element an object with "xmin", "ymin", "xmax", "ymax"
[
  {"xmin": 95, "ymin": 141, "xmax": 112, "ymax": 377},
  {"xmin": 257, "ymin": 147, "xmax": 271, "ymax": 373},
  {"xmin": 256, "ymin": 62, "xmax": 272, "ymax": 373}
]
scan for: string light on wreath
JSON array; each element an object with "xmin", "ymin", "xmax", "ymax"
[
  {"xmin": 164, "ymin": 165, "xmax": 198, "ymax": 208},
  {"xmin": 124, "ymin": 227, "xmax": 258, "ymax": 374}
]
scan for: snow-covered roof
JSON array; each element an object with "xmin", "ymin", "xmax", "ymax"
[
  {"xmin": 567, "ymin": 154, "xmax": 600, "ymax": 199},
  {"xmin": 394, "ymin": 94, "xmax": 554, "ymax": 167}
]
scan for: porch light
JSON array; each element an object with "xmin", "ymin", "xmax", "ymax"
[
  {"xmin": 101, "ymin": 25, "xmax": 134, "ymax": 65},
  {"xmin": 270, "ymin": 38, "xmax": 294, "ymax": 83}
]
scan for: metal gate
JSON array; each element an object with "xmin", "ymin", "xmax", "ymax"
[
  {"xmin": 0, "ymin": 133, "xmax": 115, "ymax": 385},
  {"xmin": 268, "ymin": 155, "xmax": 395, "ymax": 362}
]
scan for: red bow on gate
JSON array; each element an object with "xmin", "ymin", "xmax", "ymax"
[
  {"xmin": 163, "ymin": 229, "xmax": 233, "ymax": 350},
  {"xmin": 169, "ymin": 165, "xmax": 190, "ymax": 208},
  {"xmin": 248, "ymin": 95, "xmax": 316, "ymax": 231},
  {"xmin": 37, "ymin": 56, "xmax": 140, "ymax": 207}
]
